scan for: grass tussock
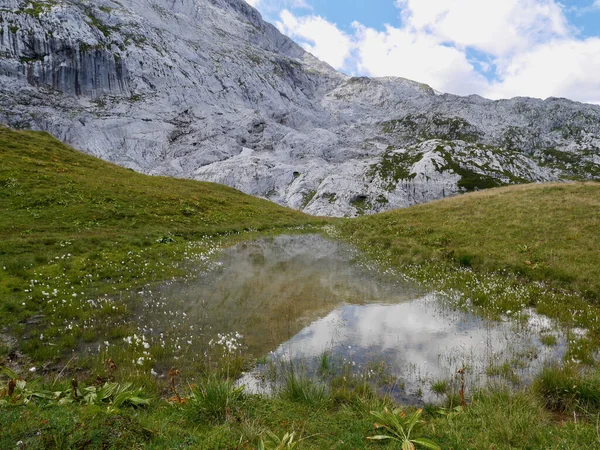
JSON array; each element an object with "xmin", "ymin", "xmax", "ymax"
[
  {"xmin": 281, "ymin": 369, "xmax": 330, "ymax": 406},
  {"xmin": 535, "ymin": 365, "xmax": 600, "ymax": 414},
  {"xmin": 187, "ymin": 376, "xmax": 246, "ymax": 424}
]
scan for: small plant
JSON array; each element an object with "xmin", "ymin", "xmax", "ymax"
[
  {"xmin": 156, "ymin": 234, "xmax": 176, "ymax": 244},
  {"xmin": 168, "ymin": 367, "xmax": 187, "ymax": 404},
  {"xmin": 76, "ymin": 381, "xmax": 151, "ymax": 408},
  {"xmin": 258, "ymin": 431, "xmax": 299, "ymax": 449},
  {"xmin": 368, "ymin": 407, "xmax": 441, "ymax": 449},
  {"xmin": 207, "ymin": 331, "xmax": 247, "ymax": 378},
  {"xmin": 188, "ymin": 376, "xmax": 245, "ymax": 424},
  {"xmin": 0, "ymin": 367, "xmax": 150, "ymax": 409},
  {"xmin": 319, "ymin": 351, "xmax": 331, "ymax": 374},
  {"xmin": 539, "ymin": 334, "xmax": 558, "ymax": 347},
  {"xmin": 431, "ymin": 379, "xmax": 448, "ymax": 395},
  {"xmin": 457, "ymin": 367, "xmax": 468, "ymax": 408}
]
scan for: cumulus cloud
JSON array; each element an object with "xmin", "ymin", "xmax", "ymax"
[
  {"xmin": 352, "ymin": 23, "xmax": 489, "ymax": 95},
  {"xmin": 486, "ymin": 37, "xmax": 600, "ymax": 103},
  {"xmin": 257, "ymin": 0, "xmax": 600, "ymax": 103},
  {"xmin": 396, "ymin": 0, "xmax": 568, "ymax": 57},
  {"xmin": 276, "ymin": 10, "xmax": 353, "ymax": 70},
  {"xmin": 245, "ymin": 0, "xmax": 260, "ymax": 7}
]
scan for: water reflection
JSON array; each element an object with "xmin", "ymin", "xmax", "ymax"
[
  {"xmin": 139, "ymin": 234, "xmax": 422, "ymax": 355},
  {"xmin": 131, "ymin": 233, "xmax": 565, "ymax": 403},
  {"xmin": 256, "ymin": 295, "xmax": 564, "ymax": 403}
]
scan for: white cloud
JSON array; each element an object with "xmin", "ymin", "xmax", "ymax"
[
  {"xmin": 276, "ymin": 10, "xmax": 352, "ymax": 70},
  {"xmin": 487, "ymin": 37, "xmax": 600, "ymax": 103},
  {"xmin": 353, "ymin": 23, "xmax": 489, "ymax": 95},
  {"xmin": 396, "ymin": 0, "xmax": 568, "ymax": 57},
  {"xmin": 262, "ymin": 1, "xmax": 600, "ymax": 104},
  {"xmin": 245, "ymin": 0, "xmax": 260, "ymax": 7}
]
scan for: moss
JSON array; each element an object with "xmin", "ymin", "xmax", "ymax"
[
  {"xmin": 368, "ymin": 148, "xmax": 422, "ymax": 190},
  {"xmin": 382, "ymin": 114, "xmax": 481, "ymax": 142},
  {"xmin": 245, "ymin": 52, "xmax": 262, "ymax": 65},
  {"xmin": 375, "ymin": 194, "xmax": 389, "ymax": 205},
  {"xmin": 350, "ymin": 194, "xmax": 371, "ymax": 215},
  {"xmin": 19, "ymin": 55, "xmax": 44, "ymax": 63},
  {"xmin": 321, "ymin": 193, "xmax": 336, "ymax": 203},
  {"xmin": 86, "ymin": 10, "xmax": 115, "ymax": 38},
  {"xmin": 435, "ymin": 145, "xmax": 505, "ymax": 192},
  {"xmin": 22, "ymin": 1, "xmax": 57, "ymax": 18},
  {"xmin": 301, "ymin": 190, "xmax": 316, "ymax": 208},
  {"xmin": 537, "ymin": 148, "xmax": 600, "ymax": 180}
]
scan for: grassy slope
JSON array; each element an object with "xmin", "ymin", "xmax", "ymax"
[
  {"xmin": 0, "ymin": 126, "xmax": 318, "ymax": 249},
  {"xmin": 0, "ymin": 127, "xmax": 324, "ymax": 328},
  {"xmin": 338, "ymin": 182, "xmax": 600, "ymax": 299},
  {"xmin": 2, "ymin": 128, "xmax": 600, "ymax": 448}
]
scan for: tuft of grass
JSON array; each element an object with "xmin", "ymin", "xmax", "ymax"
[
  {"xmin": 187, "ymin": 376, "xmax": 246, "ymax": 424},
  {"xmin": 318, "ymin": 351, "xmax": 331, "ymax": 375},
  {"xmin": 431, "ymin": 380, "xmax": 449, "ymax": 396},
  {"xmin": 535, "ymin": 365, "xmax": 600, "ymax": 413},
  {"xmin": 486, "ymin": 361, "xmax": 520, "ymax": 384},
  {"xmin": 280, "ymin": 369, "xmax": 330, "ymax": 406},
  {"xmin": 539, "ymin": 334, "xmax": 558, "ymax": 347}
]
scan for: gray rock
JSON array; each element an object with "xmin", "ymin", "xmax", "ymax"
[{"xmin": 1, "ymin": 0, "xmax": 599, "ymax": 216}]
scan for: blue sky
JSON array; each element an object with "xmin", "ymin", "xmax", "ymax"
[{"xmin": 246, "ymin": 0, "xmax": 600, "ymax": 104}]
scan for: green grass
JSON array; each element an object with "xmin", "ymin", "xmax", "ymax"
[
  {"xmin": 2, "ymin": 374, "xmax": 600, "ymax": 449},
  {"xmin": 336, "ymin": 183, "xmax": 600, "ymax": 296},
  {"xmin": 280, "ymin": 369, "xmax": 330, "ymax": 406},
  {"xmin": 187, "ymin": 376, "xmax": 246, "ymax": 424},
  {"xmin": 2, "ymin": 127, "xmax": 600, "ymax": 448},
  {"xmin": 427, "ymin": 388, "xmax": 600, "ymax": 449},
  {"xmin": 334, "ymin": 183, "xmax": 600, "ymax": 332},
  {"xmin": 535, "ymin": 365, "xmax": 600, "ymax": 413},
  {"xmin": 0, "ymin": 127, "xmax": 324, "ymax": 363}
]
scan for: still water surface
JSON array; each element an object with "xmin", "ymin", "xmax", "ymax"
[{"xmin": 138, "ymin": 234, "xmax": 565, "ymax": 402}]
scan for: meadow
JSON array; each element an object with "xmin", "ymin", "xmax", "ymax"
[{"xmin": 1, "ymin": 127, "xmax": 600, "ymax": 449}]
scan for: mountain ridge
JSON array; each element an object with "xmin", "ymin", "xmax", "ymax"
[{"xmin": 1, "ymin": 0, "xmax": 599, "ymax": 216}]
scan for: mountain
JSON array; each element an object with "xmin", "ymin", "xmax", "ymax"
[{"xmin": 1, "ymin": 0, "xmax": 599, "ymax": 216}]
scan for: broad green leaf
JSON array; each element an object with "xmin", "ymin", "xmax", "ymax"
[
  {"xmin": 0, "ymin": 367, "xmax": 18, "ymax": 379},
  {"xmin": 412, "ymin": 438, "xmax": 442, "ymax": 450},
  {"xmin": 367, "ymin": 435, "xmax": 398, "ymax": 441}
]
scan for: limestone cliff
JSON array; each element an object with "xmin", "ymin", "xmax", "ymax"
[{"xmin": 1, "ymin": 0, "xmax": 599, "ymax": 216}]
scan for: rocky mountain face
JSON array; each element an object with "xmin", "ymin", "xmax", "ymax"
[{"xmin": 1, "ymin": 0, "xmax": 599, "ymax": 216}]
